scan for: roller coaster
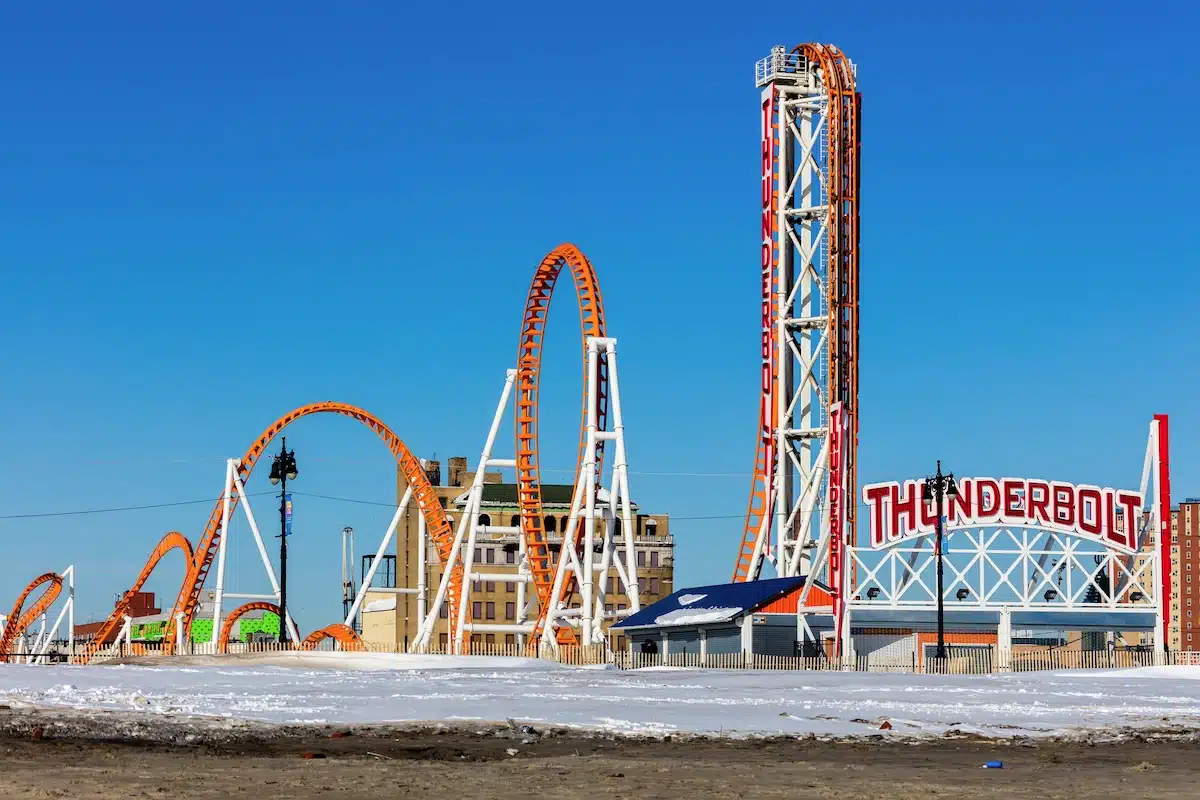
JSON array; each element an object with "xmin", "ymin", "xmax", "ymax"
[{"xmin": 4, "ymin": 238, "xmax": 619, "ymax": 663}]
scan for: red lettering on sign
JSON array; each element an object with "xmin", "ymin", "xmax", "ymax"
[
  {"xmin": 1052, "ymin": 483, "xmax": 1075, "ymax": 528},
  {"xmin": 1001, "ymin": 478, "xmax": 1025, "ymax": 523},
  {"xmin": 862, "ymin": 477, "xmax": 1143, "ymax": 554},
  {"xmin": 948, "ymin": 478, "xmax": 973, "ymax": 526},
  {"xmin": 975, "ymin": 478, "xmax": 1001, "ymax": 523},
  {"xmin": 864, "ymin": 484, "xmax": 892, "ymax": 547},
  {"xmin": 1116, "ymin": 491, "xmax": 1143, "ymax": 550},
  {"xmin": 757, "ymin": 88, "xmax": 777, "ymax": 536},
  {"xmin": 1027, "ymin": 480, "xmax": 1052, "ymax": 526},
  {"xmin": 892, "ymin": 481, "xmax": 920, "ymax": 539},
  {"xmin": 1077, "ymin": 486, "xmax": 1102, "ymax": 536}
]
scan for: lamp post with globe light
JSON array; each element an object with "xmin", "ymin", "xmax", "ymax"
[{"xmin": 923, "ymin": 461, "xmax": 958, "ymax": 663}]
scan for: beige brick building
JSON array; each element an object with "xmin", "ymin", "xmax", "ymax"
[{"xmin": 360, "ymin": 457, "xmax": 674, "ymax": 651}]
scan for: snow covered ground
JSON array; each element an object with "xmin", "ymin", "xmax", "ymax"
[{"xmin": 2, "ymin": 653, "xmax": 1200, "ymax": 740}]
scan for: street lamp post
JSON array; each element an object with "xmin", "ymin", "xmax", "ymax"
[
  {"xmin": 269, "ymin": 438, "xmax": 298, "ymax": 645},
  {"xmin": 923, "ymin": 461, "xmax": 958, "ymax": 663}
]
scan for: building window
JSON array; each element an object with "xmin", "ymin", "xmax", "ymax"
[
  {"xmin": 473, "ymin": 547, "xmax": 481, "ymax": 563},
  {"xmin": 545, "ymin": 516, "xmax": 557, "ymax": 534},
  {"xmin": 609, "ymin": 576, "xmax": 618, "ymax": 594},
  {"xmin": 637, "ymin": 551, "xmax": 646, "ymax": 567},
  {"xmin": 618, "ymin": 603, "xmax": 626, "ymax": 611},
  {"xmin": 486, "ymin": 602, "xmax": 495, "ymax": 620},
  {"xmin": 650, "ymin": 551, "xmax": 660, "ymax": 567},
  {"xmin": 505, "ymin": 634, "xmax": 515, "ymax": 647},
  {"xmin": 506, "ymin": 549, "xmax": 516, "ymax": 564},
  {"xmin": 506, "ymin": 581, "xmax": 515, "ymax": 592},
  {"xmin": 479, "ymin": 514, "xmax": 491, "ymax": 527},
  {"xmin": 439, "ymin": 633, "xmax": 448, "ymax": 649},
  {"xmin": 485, "ymin": 581, "xmax": 495, "ymax": 592},
  {"xmin": 439, "ymin": 602, "xmax": 449, "ymax": 619},
  {"xmin": 510, "ymin": 515, "xmax": 520, "ymax": 527},
  {"xmin": 605, "ymin": 603, "xmax": 614, "ymax": 613},
  {"xmin": 472, "ymin": 601, "xmax": 482, "ymax": 619},
  {"xmin": 649, "ymin": 578, "xmax": 659, "ymax": 594},
  {"xmin": 506, "ymin": 602, "xmax": 515, "ymax": 620},
  {"xmin": 485, "ymin": 634, "xmax": 496, "ymax": 647},
  {"xmin": 486, "ymin": 548, "xmax": 495, "ymax": 564}
]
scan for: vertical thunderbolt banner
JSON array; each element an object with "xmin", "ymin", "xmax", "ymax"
[
  {"xmin": 828, "ymin": 401, "xmax": 848, "ymax": 653},
  {"xmin": 758, "ymin": 84, "xmax": 778, "ymax": 559},
  {"xmin": 285, "ymin": 494, "xmax": 293, "ymax": 537}
]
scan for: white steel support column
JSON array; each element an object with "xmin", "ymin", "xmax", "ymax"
[
  {"xmin": 416, "ymin": 508, "xmax": 427, "ymax": 634},
  {"xmin": 67, "ymin": 566, "xmax": 74, "ymax": 662},
  {"xmin": 341, "ymin": 526, "xmax": 356, "ymax": 631},
  {"xmin": 580, "ymin": 345, "xmax": 600, "ymax": 645},
  {"xmin": 33, "ymin": 566, "xmax": 75, "ymax": 665},
  {"xmin": 516, "ymin": 525, "xmax": 528, "ymax": 649},
  {"xmin": 998, "ymin": 607, "xmax": 1012, "ymax": 672},
  {"xmin": 540, "ymin": 337, "xmax": 642, "ymax": 648},
  {"xmin": 414, "ymin": 370, "xmax": 537, "ymax": 653},
  {"xmin": 211, "ymin": 459, "xmax": 235, "ymax": 649}
]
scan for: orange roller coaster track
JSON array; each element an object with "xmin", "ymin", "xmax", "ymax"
[
  {"xmin": 216, "ymin": 601, "xmax": 280, "ymax": 654},
  {"xmin": 159, "ymin": 403, "xmax": 456, "ymax": 654},
  {"xmin": 515, "ymin": 244, "xmax": 607, "ymax": 645},
  {"xmin": 71, "ymin": 404, "xmax": 457, "ymax": 664},
  {"xmin": 0, "ymin": 572, "xmax": 63, "ymax": 662},
  {"xmin": 74, "ymin": 532, "xmax": 192, "ymax": 663},
  {"xmin": 300, "ymin": 623, "xmax": 365, "ymax": 651}
]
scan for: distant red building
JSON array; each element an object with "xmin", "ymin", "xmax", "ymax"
[{"xmin": 74, "ymin": 591, "xmax": 161, "ymax": 641}]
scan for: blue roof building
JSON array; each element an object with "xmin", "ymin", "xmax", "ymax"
[{"xmin": 614, "ymin": 576, "xmax": 832, "ymax": 658}]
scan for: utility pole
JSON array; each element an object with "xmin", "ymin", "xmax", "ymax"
[
  {"xmin": 269, "ymin": 438, "xmax": 299, "ymax": 645},
  {"xmin": 342, "ymin": 527, "xmax": 356, "ymax": 630},
  {"xmin": 923, "ymin": 461, "xmax": 958, "ymax": 664}
]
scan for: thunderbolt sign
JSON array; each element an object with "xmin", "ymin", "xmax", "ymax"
[{"xmin": 862, "ymin": 478, "xmax": 1144, "ymax": 553}]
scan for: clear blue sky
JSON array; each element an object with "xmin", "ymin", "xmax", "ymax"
[{"xmin": 2, "ymin": 1, "xmax": 1197, "ymax": 628}]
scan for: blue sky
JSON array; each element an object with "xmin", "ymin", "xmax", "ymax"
[{"xmin": 2, "ymin": 1, "xmax": 1197, "ymax": 629}]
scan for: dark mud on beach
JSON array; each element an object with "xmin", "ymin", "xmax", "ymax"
[{"xmin": 1, "ymin": 706, "xmax": 1199, "ymax": 798}]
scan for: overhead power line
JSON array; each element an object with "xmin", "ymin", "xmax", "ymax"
[
  {"xmin": 0, "ymin": 492, "xmax": 274, "ymax": 521},
  {"xmin": 0, "ymin": 488, "xmax": 872, "ymax": 523}
]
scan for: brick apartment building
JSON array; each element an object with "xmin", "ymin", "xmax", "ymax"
[
  {"xmin": 360, "ymin": 457, "xmax": 674, "ymax": 651},
  {"xmin": 1170, "ymin": 498, "xmax": 1200, "ymax": 650}
]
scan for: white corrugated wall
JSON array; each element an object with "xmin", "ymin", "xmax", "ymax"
[{"xmin": 852, "ymin": 633, "xmax": 915, "ymax": 662}]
